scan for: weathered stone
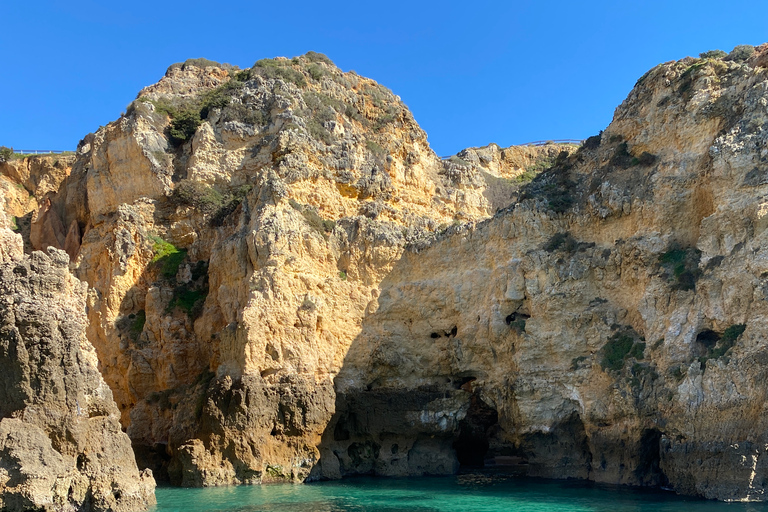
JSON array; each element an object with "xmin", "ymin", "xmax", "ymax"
[{"xmin": 0, "ymin": 239, "xmax": 155, "ymax": 511}]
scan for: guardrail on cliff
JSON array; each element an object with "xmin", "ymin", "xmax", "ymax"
[
  {"xmin": 439, "ymin": 139, "xmax": 584, "ymax": 160},
  {"xmin": 13, "ymin": 149, "xmax": 73, "ymax": 155}
]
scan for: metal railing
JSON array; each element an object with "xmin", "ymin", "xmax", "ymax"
[{"xmin": 12, "ymin": 149, "xmax": 73, "ymax": 155}]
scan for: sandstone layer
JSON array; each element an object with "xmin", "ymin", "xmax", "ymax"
[{"xmin": 0, "ymin": 211, "xmax": 155, "ymax": 511}]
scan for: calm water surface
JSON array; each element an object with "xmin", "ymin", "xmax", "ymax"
[{"xmin": 152, "ymin": 473, "xmax": 768, "ymax": 512}]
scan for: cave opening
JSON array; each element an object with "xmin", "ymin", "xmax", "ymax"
[
  {"xmin": 634, "ymin": 428, "xmax": 668, "ymax": 487},
  {"xmin": 453, "ymin": 393, "xmax": 499, "ymax": 467}
]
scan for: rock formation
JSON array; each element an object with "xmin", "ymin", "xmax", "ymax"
[
  {"xmin": 5, "ymin": 54, "xmax": 562, "ymax": 488},
  {"xmin": 0, "ymin": 210, "xmax": 155, "ymax": 510},
  {"xmin": 4, "ymin": 44, "xmax": 768, "ymax": 502},
  {"xmin": 320, "ymin": 44, "xmax": 768, "ymax": 501}
]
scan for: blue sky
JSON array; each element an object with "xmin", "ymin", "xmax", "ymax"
[{"xmin": 2, "ymin": 1, "xmax": 766, "ymax": 156}]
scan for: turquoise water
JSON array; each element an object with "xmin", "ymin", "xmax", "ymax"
[{"xmin": 152, "ymin": 474, "xmax": 768, "ymax": 512}]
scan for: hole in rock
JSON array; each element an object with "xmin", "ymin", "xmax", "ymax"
[
  {"xmin": 505, "ymin": 312, "xmax": 531, "ymax": 325},
  {"xmin": 696, "ymin": 329, "xmax": 720, "ymax": 349},
  {"xmin": 133, "ymin": 442, "xmax": 171, "ymax": 483},
  {"xmin": 453, "ymin": 393, "xmax": 498, "ymax": 467},
  {"xmin": 334, "ymin": 415, "xmax": 351, "ymax": 441},
  {"xmin": 634, "ymin": 428, "xmax": 668, "ymax": 487},
  {"xmin": 453, "ymin": 376, "xmax": 477, "ymax": 390}
]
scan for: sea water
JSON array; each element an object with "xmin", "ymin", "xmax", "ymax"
[{"xmin": 151, "ymin": 473, "xmax": 768, "ymax": 512}]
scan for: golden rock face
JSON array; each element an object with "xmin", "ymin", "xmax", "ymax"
[
  {"xmin": 1, "ymin": 54, "xmax": 560, "ymax": 487},
  {"xmin": 6, "ymin": 46, "xmax": 768, "ymax": 500}
]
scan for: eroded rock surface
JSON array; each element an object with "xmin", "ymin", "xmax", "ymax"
[
  {"xmin": 0, "ymin": 215, "xmax": 155, "ymax": 511},
  {"xmin": 11, "ymin": 45, "xmax": 768, "ymax": 502},
  {"xmin": 324, "ymin": 44, "xmax": 768, "ymax": 501},
  {"xmin": 20, "ymin": 54, "xmax": 563, "ymax": 486}
]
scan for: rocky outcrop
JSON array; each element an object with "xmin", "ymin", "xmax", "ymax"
[
  {"xmin": 0, "ymin": 213, "xmax": 155, "ymax": 510},
  {"xmin": 0, "ymin": 154, "xmax": 75, "ymax": 255}
]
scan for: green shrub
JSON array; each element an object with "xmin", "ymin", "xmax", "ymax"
[
  {"xmin": 519, "ymin": 151, "xmax": 575, "ymax": 214},
  {"xmin": 167, "ymin": 107, "xmax": 201, "ymax": 146},
  {"xmin": 168, "ymin": 287, "xmax": 207, "ymax": 319},
  {"xmin": 339, "ymin": 270, "xmax": 347, "ymax": 280},
  {"xmin": 678, "ymin": 62, "xmax": 706, "ymax": 96},
  {"xmin": 448, "ymin": 155, "xmax": 471, "ymax": 166},
  {"xmin": 523, "ymin": 154, "xmax": 556, "ymax": 177},
  {"xmin": 571, "ymin": 356, "xmax": 587, "ymax": 371},
  {"xmin": 0, "ymin": 146, "xmax": 12, "ymax": 161},
  {"xmin": 173, "ymin": 180, "xmax": 225, "ymax": 214},
  {"xmin": 365, "ymin": 140, "xmax": 387, "ymax": 156},
  {"xmin": 375, "ymin": 113, "xmax": 397, "ymax": 131},
  {"xmin": 543, "ymin": 232, "xmax": 594, "ymax": 253},
  {"xmin": 308, "ymin": 64, "xmax": 325, "ymax": 81},
  {"xmin": 220, "ymin": 102, "xmax": 267, "ymax": 126},
  {"xmin": 659, "ymin": 247, "xmax": 701, "ymax": 290},
  {"xmin": 610, "ymin": 142, "xmax": 634, "ymax": 168},
  {"xmin": 722, "ymin": 324, "xmax": 746, "ymax": 343},
  {"xmin": 289, "ymin": 199, "xmax": 335, "ymax": 239},
  {"xmin": 181, "ymin": 58, "xmax": 223, "ymax": 69},
  {"xmin": 129, "ymin": 310, "xmax": 146, "ymax": 341},
  {"xmin": 582, "ymin": 133, "xmax": 602, "ymax": 150},
  {"xmin": 210, "ymin": 185, "xmax": 251, "ymax": 227},
  {"xmin": 727, "ymin": 45, "xmax": 755, "ymax": 62},
  {"xmin": 700, "ymin": 50, "xmax": 727, "ymax": 59},
  {"xmin": 150, "ymin": 236, "xmax": 187, "ymax": 278},
  {"xmin": 252, "ymin": 59, "xmax": 307, "ymax": 88},
  {"xmin": 706, "ymin": 324, "xmax": 746, "ymax": 360},
  {"xmin": 173, "ymin": 180, "xmax": 250, "ymax": 226},
  {"xmin": 304, "ymin": 51, "xmax": 334, "ymax": 65},
  {"xmin": 510, "ymin": 318, "xmax": 526, "ymax": 332},
  {"xmin": 149, "ymin": 76, "xmax": 250, "ymax": 146},
  {"xmin": 344, "ymin": 104, "xmax": 366, "ymax": 124},
  {"xmin": 671, "ymin": 365, "xmax": 686, "ymax": 381},
  {"xmin": 307, "ymin": 119, "xmax": 333, "ymax": 144},
  {"xmin": 633, "ymin": 151, "xmax": 658, "ymax": 166},
  {"xmin": 602, "ymin": 333, "xmax": 634, "ymax": 371},
  {"xmin": 601, "ymin": 328, "xmax": 644, "ymax": 372}
]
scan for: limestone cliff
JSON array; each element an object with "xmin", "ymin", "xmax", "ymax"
[
  {"xmin": 0, "ymin": 211, "xmax": 155, "ymax": 511},
  {"xmin": 12, "ymin": 43, "xmax": 768, "ymax": 503},
  {"xmin": 319, "ymin": 44, "xmax": 768, "ymax": 501},
  {"xmin": 22, "ymin": 54, "xmax": 562, "ymax": 487}
]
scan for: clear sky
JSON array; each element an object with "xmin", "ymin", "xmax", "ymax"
[{"xmin": 2, "ymin": 1, "xmax": 766, "ymax": 156}]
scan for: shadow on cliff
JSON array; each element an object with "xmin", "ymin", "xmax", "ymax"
[
  {"xmin": 305, "ymin": 232, "xmax": 528, "ymax": 480},
  {"xmin": 306, "ymin": 227, "xmax": 669, "ymax": 488}
]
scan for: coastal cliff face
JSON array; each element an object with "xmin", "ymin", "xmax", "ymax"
[
  {"xmin": 0, "ymin": 212, "xmax": 155, "ymax": 511},
  {"xmin": 12, "ymin": 54, "xmax": 562, "ymax": 487},
  {"xmin": 324, "ymin": 44, "xmax": 768, "ymax": 501},
  {"xmin": 6, "ymin": 44, "xmax": 768, "ymax": 502}
]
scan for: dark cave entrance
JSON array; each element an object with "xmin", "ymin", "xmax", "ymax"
[
  {"xmin": 634, "ymin": 428, "xmax": 668, "ymax": 487},
  {"xmin": 453, "ymin": 393, "xmax": 499, "ymax": 467}
]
